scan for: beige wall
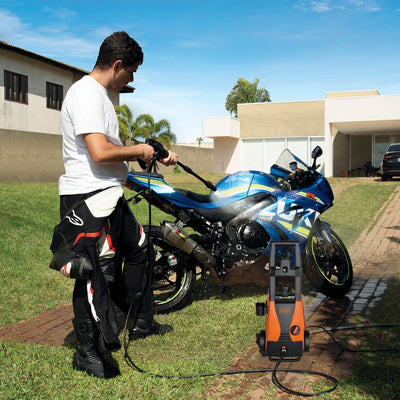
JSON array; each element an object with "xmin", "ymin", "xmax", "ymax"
[
  {"xmin": 351, "ymin": 135, "xmax": 371, "ymax": 172},
  {"xmin": 140, "ymin": 143, "xmax": 214, "ymax": 175},
  {"xmin": 0, "ymin": 129, "xmax": 64, "ymax": 181},
  {"xmin": 0, "ymin": 132, "xmax": 214, "ymax": 182},
  {"xmin": 212, "ymin": 137, "xmax": 241, "ymax": 173},
  {"xmin": 332, "ymin": 133, "xmax": 372, "ymax": 177},
  {"xmin": 237, "ymin": 100, "xmax": 325, "ymax": 138},
  {"xmin": 326, "ymin": 90, "xmax": 380, "ymax": 98},
  {"xmin": 333, "ymin": 131, "xmax": 350, "ymax": 177}
]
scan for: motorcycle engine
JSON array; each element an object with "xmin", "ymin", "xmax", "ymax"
[{"xmin": 236, "ymin": 221, "xmax": 269, "ymax": 255}]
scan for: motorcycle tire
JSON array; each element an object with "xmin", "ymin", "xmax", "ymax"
[
  {"xmin": 303, "ymin": 227, "xmax": 353, "ymax": 298},
  {"xmin": 146, "ymin": 226, "xmax": 196, "ymax": 314}
]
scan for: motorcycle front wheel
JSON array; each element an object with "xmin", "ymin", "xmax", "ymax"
[{"xmin": 303, "ymin": 227, "xmax": 353, "ymax": 298}]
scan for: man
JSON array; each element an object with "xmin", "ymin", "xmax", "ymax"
[{"xmin": 54, "ymin": 31, "xmax": 177, "ymax": 379}]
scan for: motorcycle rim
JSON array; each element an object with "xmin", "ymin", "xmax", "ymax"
[
  {"xmin": 310, "ymin": 231, "xmax": 351, "ymax": 286},
  {"xmin": 304, "ymin": 228, "xmax": 353, "ymax": 297},
  {"xmin": 153, "ymin": 266, "xmax": 194, "ymax": 312},
  {"xmin": 150, "ymin": 235, "xmax": 196, "ymax": 313}
]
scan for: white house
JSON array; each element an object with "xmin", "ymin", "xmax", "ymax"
[
  {"xmin": 0, "ymin": 41, "xmax": 132, "ymax": 181},
  {"xmin": 204, "ymin": 90, "xmax": 400, "ymax": 177}
]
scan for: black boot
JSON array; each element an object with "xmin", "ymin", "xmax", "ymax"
[
  {"xmin": 129, "ymin": 313, "xmax": 173, "ymax": 340},
  {"xmin": 73, "ymin": 318, "xmax": 120, "ymax": 379}
]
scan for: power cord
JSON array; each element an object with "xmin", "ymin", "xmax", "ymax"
[
  {"xmin": 123, "ymin": 306, "xmax": 400, "ymax": 396},
  {"xmin": 310, "ymin": 323, "xmax": 400, "ymax": 354},
  {"xmin": 272, "ymin": 352, "xmax": 338, "ymax": 397},
  {"xmin": 122, "ymin": 154, "xmax": 158, "ymax": 362}
]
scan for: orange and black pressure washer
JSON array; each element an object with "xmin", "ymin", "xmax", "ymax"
[{"xmin": 256, "ymin": 241, "xmax": 310, "ymax": 361}]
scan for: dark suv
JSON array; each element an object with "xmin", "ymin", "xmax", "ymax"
[{"xmin": 381, "ymin": 143, "xmax": 400, "ymax": 181}]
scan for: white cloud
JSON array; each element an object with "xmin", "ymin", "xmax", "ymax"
[
  {"xmin": 176, "ymin": 38, "xmax": 221, "ymax": 49},
  {"xmin": 295, "ymin": 1, "xmax": 332, "ymax": 12},
  {"xmin": 41, "ymin": 6, "xmax": 77, "ymax": 20},
  {"xmin": 0, "ymin": 9, "xmax": 99, "ymax": 63},
  {"xmin": 347, "ymin": 0, "xmax": 382, "ymax": 11},
  {"xmin": 0, "ymin": 9, "xmax": 29, "ymax": 42},
  {"xmin": 311, "ymin": 1, "xmax": 332, "ymax": 12},
  {"xmin": 295, "ymin": 0, "xmax": 382, "ymax": 12}
]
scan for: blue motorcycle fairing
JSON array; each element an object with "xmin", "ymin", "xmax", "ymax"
[
  {"xmin": 257, "ymin": 176, "xmax": 334, "ymax": 255},
  {"xmin": 126, "ymin": 170, "xmax": 281, "ymax": 210}
]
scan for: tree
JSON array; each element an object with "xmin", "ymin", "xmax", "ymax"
[
  {"xmin": 114, "ymin": 105, "xmax": 177, "ymax": 148},
  {"xmin": 114, "ymin": 104, "xmax": 133, "ymax": 143},
  {"xmin": 131, "ymin": 114, "xmax": 177, "ymax": 149},
  {"xmin": 225, "ymin": 78, "xmax": 271, "ymax": 117},
  {"xmin": 196, "ymin": 137, "xmax": 203, "ymax": 147}
]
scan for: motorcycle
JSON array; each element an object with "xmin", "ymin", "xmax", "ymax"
[{"xmin": 125, "ymin": 140, "xmax": 353, "ymax": 313}]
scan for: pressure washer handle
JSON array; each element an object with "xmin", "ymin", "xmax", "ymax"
[
  {"xmin": 269, "ymin": 241, "xmax": 301, "ymax": 269},
  {"xmin": 137, "ymin": 158, "xmax": 147, "ymax": 170},
  {"xmin": 140, "ymin": 138, "xmax": 218, "ymax": 191},
  {"xmin": 177, "ymin": 161, "xmax": 217, "ymax": 192},
  {"xmin": 146, "ymin": 138, "xmax": 170, "ymax": 159},
  {"xmin": 137, "ymin": 139, "xmax": 170, "ymax": 171}
]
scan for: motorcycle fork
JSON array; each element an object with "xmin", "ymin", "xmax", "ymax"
[{"xmin": 312, "ymin": 219, "xmax": 336, "ymax": 254}]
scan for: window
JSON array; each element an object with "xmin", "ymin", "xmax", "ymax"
[
  {"xmin": 4, "ymin": 70, "xmax": 28, "ymax": 104},
  {"xmin": 46, "ymin": 81, "xmax": 63, "ymax": 110}
]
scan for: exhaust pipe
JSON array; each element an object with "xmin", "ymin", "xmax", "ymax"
[{"xmin": 160, "ymin": 221, "xmax": 217, "ymax": 276}]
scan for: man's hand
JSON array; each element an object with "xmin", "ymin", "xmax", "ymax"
[
  {"xmin": 136, "ymin": 143, "xmax": 155, "ymax": 164},
  {"xmin": 159, "ymin": 151, "xmax": 178, "ymax": 166}
]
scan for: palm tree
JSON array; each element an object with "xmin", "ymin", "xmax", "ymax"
[
  {"xmin": 132, "ymin": 114, "xmax": 177, "ymax": 149},
  {"xmin": 225, "ymin": 78, "xmax": 271, "ymax": 117},
  {"xmin": 114, "ymin": 104, "xmax": 133, "ymax": 144}
]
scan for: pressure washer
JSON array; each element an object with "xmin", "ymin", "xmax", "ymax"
[{"xmin": 256, "ymin": 241, "xmax": 310, "ymax": 361}]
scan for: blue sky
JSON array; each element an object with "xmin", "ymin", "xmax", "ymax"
[{"xmin": 1, "ymin": 0, "xmax": 399, "ymax": 142}]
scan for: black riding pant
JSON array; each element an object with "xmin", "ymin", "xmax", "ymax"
[{"xmin": 60, "ymin": 191, "xmax": 152, "ymax": 322}]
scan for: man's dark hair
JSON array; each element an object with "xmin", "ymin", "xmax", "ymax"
[{"xmin": 94, "ymin": 31, "xmax": 144, "ymax": 69}]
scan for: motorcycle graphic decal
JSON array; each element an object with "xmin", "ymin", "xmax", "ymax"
[
  {"xmin": 215, "ymin": 185, "xmax": 251, "ymax": 197},
  {"xmin": 298, "ymin": 191, "xmax": 324, "ymax": 204},
  {"xmin": 131, "ymin": 176, "xmax": 175, "ymax": 193},
  {"xmin": 249, "ymin": 183, "xmax": 276, "ymax": 193}
]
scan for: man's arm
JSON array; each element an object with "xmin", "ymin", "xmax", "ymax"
[{"xmin": 83, "ymin": 133, "xmax": 177, "ymax": 166}]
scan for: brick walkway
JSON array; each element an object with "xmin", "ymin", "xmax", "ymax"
[
  {"xmin": 1, "ymin": 185, "xmax": 399, "ymax": 393},
  {"xmin": 0, "ymin": 301, "xmax": 75, "ymax": 346}
]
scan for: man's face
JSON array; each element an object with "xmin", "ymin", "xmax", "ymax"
[{"xmin": 113, "ymin": 61, "xmax": 140, "ymax": 92}]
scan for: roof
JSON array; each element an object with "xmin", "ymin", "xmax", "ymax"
[{"xmin": 0, "ymin": 41, "xmax": 134, "ymax": 93}]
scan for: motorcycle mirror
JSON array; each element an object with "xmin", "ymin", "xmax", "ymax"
[
  {"xmin": 290, "ymin": 161, "xmax": 298, "ymax": 171},
  {"xmin": 311, "ymin": 146, "xmax": 323, "ymax": 160},
  {"xmin": 311, "ymin": 146, "xmax": 323, "ymax": 170}
]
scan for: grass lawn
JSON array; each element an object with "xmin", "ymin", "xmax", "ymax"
[{"xmin": 0, "ymin": 176, "xmax": 399, "ymax": 399}]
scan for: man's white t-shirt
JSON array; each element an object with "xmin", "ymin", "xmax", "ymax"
[{"xmin": 59, "ymin": 75, "xmax": 128, "ymax": 195}]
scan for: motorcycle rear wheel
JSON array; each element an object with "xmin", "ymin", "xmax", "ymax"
[
  {"xmin": 303, "ymin": 228, "xmax": 353, "ymax": 298},
  {"xmin": 147, "ymin": 227, "xmax": 196, "ymax": 313}
]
